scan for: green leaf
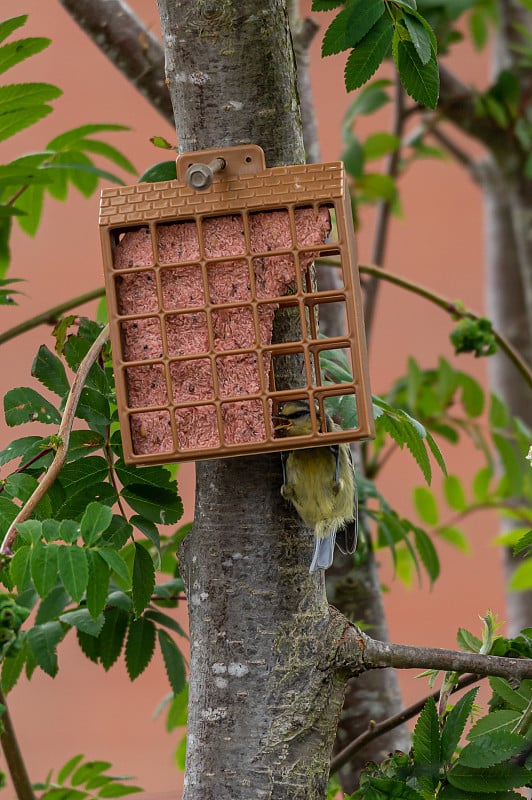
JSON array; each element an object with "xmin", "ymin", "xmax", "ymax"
[
  {"xmin": 469, "ymin": 8, "xmax": 489, "ymax": 50},
  {"xmin": 57, "ymin": 545, "xmax": 89, "ymax": 603},
  {"xmin": 457, "ymin": 627, "xmax": 482, "ymax": 652},
  {"xmin": 59, "ymin": 608, "xmax": 104, "ymax": 637},
  {"xmin": 138, "ymin": 161, "xmax": 176, "ymax": 183},
  {"xmin": 437, "ymin": 526, "xmax": 470, "ymax": 554},
  {"xmin": 58, "ymin": 457, "xmax": 109, "ymax": 494},
  {"xmin": 9, "ymin": 546, "xmax": 32, "ymax": 592},
  {"xmin": 472, "ymin": 466, "xmax": 492, "ymax": 502},
  {"xmin": 99, "ymin": 607, "xmax": 129, "ymax": 670},
  {"xmin": 458, "ymin": 731, "xmax": 527, "ymax": 769},
  {"xmin": 77, "ymin": 139, "xmax": 136, "ymax": 175},
  {"xmin": 66, "ymin": 430, "xmax": 105, "ymax": 462},
  {"xmin": 344, "ymin": 14, "xmax": 393, "ymax": 91},
  {"xmin": 361, "ymin": 776, "xmax": 424, "ymax": 798},
  {"xmin": 77, "ymin": 628, "xmax": 100, "ymax": 664},
  {"xmin": 55, "ymin": 483, "xmax": 117, "ymax": 522},
  {"xmin": 492, "ymin": 433, "xmax": 523, "ymax": 496},
  {"xmin": 468, "ymin": 709, "xmax": 522, "ymax": 739},
  {"xmin": 394, "ymin": 39, "xmax": 439, "ymax": 109},
  {"xmin": 404, "ymin": 12, "xmax": 433, "ymax": 65},
  {"xmin": 345, "ymin": 0, "xmax": 385, "ymax": 48},
  {"xmin": 35, "ymin": 586, "xmax": 69, "ymax": 624},
  {"xmin": 114, "ymin": 461, "xmax": 173, "ymax": 491},
  {"xmin": 448, "ymin": 762, "xmax": 532, "ymax": 792},
  {"xmin": 98, "ymin": 784, "xmax": 142, "ymax": 798},
  {"xmin": 441, "ymin": 687, "xmax": 479, "ymax": 762},
  {"xmin": 362, "ymin": 132, "xmax": 400, "ymax": 160},
  {"xmin": 509, "ymin": 560, "xmax": 532, "ymax": 591},
  {"xmin": 31, "ymin": 345, "xmax": 70, "ymax": 397},
  {"xmin": 0, "ymin": 436, "xmax": 43, "ymax": 466},
  {"xmin": 11, "ymin": 182, "xmax": 43, "ymax": 236},
  {"xmin": 75, "ymin": 387, "xmax": 111, "ymax": 433},
  {"xmin": 71, "ymin": 760, "xmax": 112, "ymax": 787},
  {"xmin": 86, "ymin": 550, "xmax": 110, "ymax": 620},
  {"xmin": 125, "ymin": 616, "xmax": 156, "ymax": 680},
  {"xmin": 0, "ymin": 37, "xmax": 50, "ymax": 75},
  {"xmin": 413, "ymin": 527, "xmax": 440, "ymax": 583},
  {"xmin": 413, "ymin": 697, "xmax": 441, "ymax": 790},
  {"xmin": 443, "ymin": 474, "xmax": 466, "ymax": 511},
  {"xmin": 57, "ymin": 755, "xmax": 85, "ymax": 786},
  {"xmin": 46, "ymin": 124, "xmax": 129, "ymax": 151},
  {"xmin": 80, "ymin": 503, "xmax": 113, "ymax": 546},
  {"xmin": 96, "ymin": 548, "xmax": 131, "ymax": 585},
  {"xmin": 121, "ymin": 485, "xmax": 183, "ymax": 525},
  {"xmin": 130, "ymin": 516, "xmax": 160, "ymax": 551},
  {"xmin": 0, "ymin": 105, "xmax": 53, "ymax": 143},
  {"xmin": 4, "ymin": 387, "xmax": 61, "ymax": 426},
  {"xmin": 0, "ymin": 83, "xmax": 63, "ymax": 115},
  {"xmin": 0, "ymin": 16, "xmax": 28, "ymax": 45},
  {"xmin": 312, "ymin": 0, "xmax": 344, "ymax": 10},
  {"xmin": 489, "ymin": 677, "xmax": 530, "ymax": 711},
  {"xmin": 322, "ymin": 7, "xmax": 352, "ymax": 56},
  {"xmin": 31, "ymin": 540, "xmax": 58, "ymax": 599},
  {"xmin": 458, "ymin": 373, "xmax": 484, "ymax": 417},
  {"xmin": 26, "ymin": 620, "xmax": 64, "ymax": 677},
  {"xmin": 158, "ymin": 629, "xmax": 186, "ymax": 695},
  {"xmin": 2, "ymin": 641, "xmax": 28, "ymax": 693},
  {"xmin": 2, "ymin": 473, "xmax": 39, "ymax": 504},
  {"xmin": 144, "ymin": 609, "xmax": 187, "ymax": 639},
  {"xmin": 58, "ymin": 519, "xmax": 81, "ymax": 544},
  {"xmin": 132, "ymin": 543, "xmax": 155, "ymax": 616},
  {"xmin": 413, "ymin": 486, "xmax": 438, "ymax": 525},
  {"xmin": 166, "ymin": 684, "xmax": 189, "ymax": 730}
]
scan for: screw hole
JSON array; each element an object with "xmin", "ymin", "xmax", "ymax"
[{"xmin": 245, "ymin": 156, "xmax": 252, "ymax": 163}]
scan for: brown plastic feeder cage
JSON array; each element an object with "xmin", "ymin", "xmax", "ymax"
[{"xmin": 99, "ymin": 144, "xmax": 374, "ymax": 465}]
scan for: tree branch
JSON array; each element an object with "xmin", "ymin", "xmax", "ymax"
[
  {"xmin": 330, "ymin": 672, "xmax": 482, "ymax": 774},
  {"xmin": 0, "ymin": 687, "xmax": 36, "ymax": 800},
  {"xmin": 56, "ymin": 0, "xmax": 173, "ymax": 123},
  {"xmin": 320, "ymin": 258, "xmax": 532, "ymax": 391},
  {"xmin": 0, "ymin": 287, "xmax": 105, "ymax": 347},
  {"xmin": 0, "ymin": 324, "xmax": 110, "ymax": 555},
  {"xmin": 340, "ymin": 625, "xmax": 532, "ymax": 681}
]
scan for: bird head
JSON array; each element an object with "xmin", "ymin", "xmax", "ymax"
[{"xmin": 274, "ymin": 399, "xmax": 322, "ymax": 437}]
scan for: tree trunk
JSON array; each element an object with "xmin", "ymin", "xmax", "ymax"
[
  {"xmin": 156, "ymin": 2, "xmax": 344, "ymax": 797},
  {"xmin": 484, "ymin": 0, "xmax": 532, "ymax": 632}
]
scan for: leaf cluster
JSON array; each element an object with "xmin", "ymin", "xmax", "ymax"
[
  {"xmin": 0, "ymin": 15, "xmax": 136, "ymax": 277},
  {"xmin": 0, "ymin": 319, "xmax": 187, "ymax": 693},
  {"xmin": 349, "ymin": 669, "xmax": 532, "ymax": 798},
  {"xmin": 377, "ymin": 357, "xmax": 532, "ymax": 587},
  {"xmin": 36, "ymin": 754, "xmax": 143, "ymax": 800},
  {"xmin": 314, "ymin": 0, "xmax": 440, "ymax": 109}
]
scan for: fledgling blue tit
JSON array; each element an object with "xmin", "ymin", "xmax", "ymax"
[{"xmin": 275, "ymin": 399, "xmax": 358, "ymax": 572}]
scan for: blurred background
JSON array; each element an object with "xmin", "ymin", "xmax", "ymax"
[{"xmin": 0, "ymin": 1, "xmax": 504, "ymax": 796}]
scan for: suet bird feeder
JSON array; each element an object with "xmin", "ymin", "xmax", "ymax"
[{"xmin": 99, "ymin": 145, "xmax": 374, "ymax": 465}]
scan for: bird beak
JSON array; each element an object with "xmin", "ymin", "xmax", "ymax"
[{"xmin": 272, "ymin": 415, "xmax": 292, "ymax": 432}]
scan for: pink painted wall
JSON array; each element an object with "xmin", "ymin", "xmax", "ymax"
[{"xmin": 0, "ymin": 1, "xmax": 505, "ymax": 795}]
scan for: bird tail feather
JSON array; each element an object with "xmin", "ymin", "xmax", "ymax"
[{"xmin": 310, "ymin": 533, "xmax": 336, "ymax": 572}]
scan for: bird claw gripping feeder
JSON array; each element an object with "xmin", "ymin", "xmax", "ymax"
[{"xmin": 99, "ymin": 145, "xmax": 374, "ymax": 465}]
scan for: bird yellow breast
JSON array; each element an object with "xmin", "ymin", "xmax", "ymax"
[{"xmin": 283, "ymin": 446, "xmax": 355, "ymax": 536}]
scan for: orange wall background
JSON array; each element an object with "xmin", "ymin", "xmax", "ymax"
[{"xmin": 1, "ymin": 2, "xmax": 507, "ymax": 796}]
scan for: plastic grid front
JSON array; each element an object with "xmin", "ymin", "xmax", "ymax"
[{"xmin": 100, "ymin": 149, "xmax": 374, "ymax": 465}]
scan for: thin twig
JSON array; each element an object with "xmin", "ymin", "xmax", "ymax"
[
  {"xmin": 0, "ymin": 325, "xmax": 110, "ymax": 555},
  {"xmin": 319, "ymin": 258, "xmax": 532, "ymax": 390},
  {"xmin": 330, "ymin": 672, "xmax": 482, "ymax": 773},
  {"xmin": 363, "ymin": 73, "xmax": 406, "ymax": 342},
  {"xmin": 0, "ymin": 287, "xmax": 105, "ymax": 346},
  {"xmin": 0, "ymin": 686, "xmax": 36, "ymax": 800}
]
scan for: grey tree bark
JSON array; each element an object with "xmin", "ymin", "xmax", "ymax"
[{"xmin": 156, "ymin": 2, "xmax": 339, "ymax": 797}]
